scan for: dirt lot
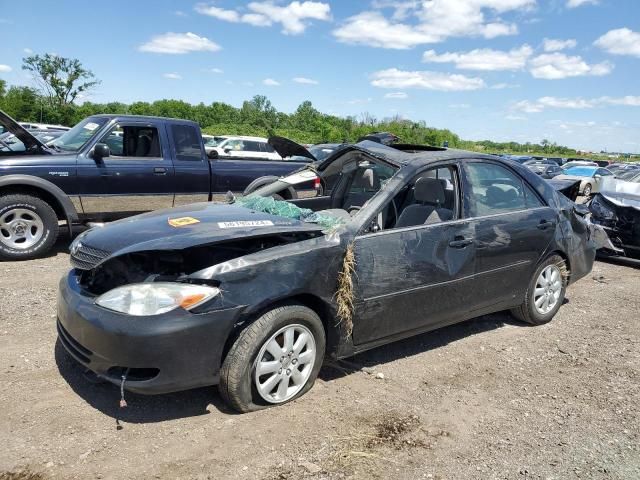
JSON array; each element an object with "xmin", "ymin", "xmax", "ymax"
[{"xmin": 1, "ymin": 234, "xmax": 639, "ymax": 480}]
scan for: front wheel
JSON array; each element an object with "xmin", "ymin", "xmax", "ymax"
[
  {"xmin": 0, "ymin": 194, "xmax": 59, "ymax": 260},
  {"xmin": 511, "ymin": 254, "xmax": 567, "ymax": 325},
  {"xmin": 219, "ymin": 304, "xmax": 326, "ymax": 413}
]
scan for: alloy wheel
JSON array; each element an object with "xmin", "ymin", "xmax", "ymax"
[
  {"xmin": 254, "ymin": 324, "xmax": 316, "ymax": 404},
  {"xmin": 0, "ymin": 208, "xmax": 44, "ymax": 250},
  {"xmin": 533, "ymin": 264, "xmax": 562, "ymax": 315}
]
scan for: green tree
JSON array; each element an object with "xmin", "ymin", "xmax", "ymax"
[
  {"xmin": 0, "ymin": 86, "xmax": 41, "ymax": 121},
  {"xmin": 0, "ymin": 79, "xmax": 6, "ymax": 99},
  {"xmin": 22, "ymin": 53, "xmax": 100, "ymax": 108}
]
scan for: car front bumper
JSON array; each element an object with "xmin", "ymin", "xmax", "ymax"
[{"xmin": 57, "ymin": 271, "xmax": 244, "ymax": 394}]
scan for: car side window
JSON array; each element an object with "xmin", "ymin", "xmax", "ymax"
[
  {"xmin": 171, "ymin": 124, "xmax": 202, "ymax": 161},
  {"xmin": 463, "ymin": 162, "xmax": 535, "ymax": 217},
  {"xmin": 261, "ymin": 142, "xmax": 276, "ymax": 153},
  {"xmin": 99, "ymin": 125, "xmax": 161, "ymax": 158},
  {"xmin": 598, "ymin": 168, "xmax": 612, "ymax": 176},
  {"xmin": 244, "ymin": 141, "xmax": 262, "ymax": 153}
]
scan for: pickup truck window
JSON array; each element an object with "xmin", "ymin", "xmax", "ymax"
[
  {"xmin": 99, "ymin": 125, "xmax": 162, "ymax": 158},
  {"xmin": 171, "ymin": 124, "xmax": 202, "ymax": 161},
  {"xmin": 51, "ymin": 117, "xmax": 109, "ymax": 152}
]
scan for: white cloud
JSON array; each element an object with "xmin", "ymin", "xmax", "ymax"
[
  {"xmin": 513, "ymin": 95, "xmax": 640, "ymax": 112},
  {"xmin": 139, "ymin": 32, "xmax": 221, "ymax": 54},
  {"xmin": 384, "ymin": 92, "xmax": 408, "ymax": 99},
  {"xmin": 449, "ymin": 103, "xmax": 471, "ymax": 108},
  {"xmin": 163, "ymin": 72, "xmax": 182, "ymax": 80},
  {"xmin": 423, "ymin": 44, "xmax": 532, "ymax": 71},
  {"xmin": 505, "ymin": 115, "xmax": 527, "ymax": 120},
  {"xmin": 347, "ymin": 97, "xmax": 373, "ymax": 105},
  {"xmin": 542, "ymin": 38, "xmax": 577, "ymax": 52},
  {"xmin": 174, "ymin": 10, "xmax": 188, "ymax": 17},
  {"xmin": 208, "ymin": 68, "xmax": 224, "ymax": 73},
  {"xmin": 196, "ymin": 1, "xmax": 331, "ymax": 35},
  {"xmin": 333, "ymin": 0, "xmax": 533, "ymax": 49},
  {"xmin": 371, "ymin": 68, "xmax": 485, "ymax": 91},
  {"xmin": 528, "ymin": 53, "xmax": 613, "ymax": 79},
  {"xmin": 23, "ymin": 48, "xmax": 33, "ymax": 54},
  {"xmin": 0, "ymin": 64, "xmax": 12, "ymax": 73},
  {"xmin": 491, "ymin": 82, "xmax": 519, "ymax": 89},
  {"xmin": 293, "ymin": 76, "xmax": 319, "ymax": 84},
  {"xmin": 263, "ymin": 78, "xmax": 281, "ymax": 86},
  {"xmin": 567, "ymin": 0, "xmax": 598, "ymax": 7},
  {"xmin": 594, "ymin": 28, "xmax": 640, "ymax": 58}
]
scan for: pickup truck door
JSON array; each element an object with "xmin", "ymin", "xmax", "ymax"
[
  {"xmin": 168, "ymin": 123, "xmax": 211, "ymax": 207},
  {"xmin": 77, "ymin": 121, "xmax": 175, "ymax": 219}
]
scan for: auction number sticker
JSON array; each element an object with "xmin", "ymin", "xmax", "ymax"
[{"xmin": 218, "ymin": 220, "xmax": 274, "ymax": 228}]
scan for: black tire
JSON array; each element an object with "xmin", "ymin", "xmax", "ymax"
[
  {"xmin": 0, "ymin": 194, "xmax": 59, "ymax": 260},
  {"xmin": 219, "ymin": 304, "xmax": 326, "ymax": 413},
  {"xmin": 582, "ymin": 183, "xmax": 592, "ymax": 197},
  {"xmin": 243, "ymin": 176, "xmax": 298, "ymax": 200},
  {"xmin": 511, "ymin": 254, "xmax": 567, "ymax": 325}
]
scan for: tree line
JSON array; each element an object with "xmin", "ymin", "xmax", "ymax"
[{"xmin": 0, "ymin": 53, "xmax": 583, "ymax": 156}]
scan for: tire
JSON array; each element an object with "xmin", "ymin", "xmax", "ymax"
[
  {"xmin": 582, "ymin": 183, "xmax": 592, "ymax": 197},
  {"xmin": 243, "ymin": 176, "xmax": 298, "ymax": 200},
  {"xmin": 511, "ymin": 254, "xmax": 567, "ymax": 325},
  {"xmin": 0, "ymin": 194, "xmax": 59, "ymax": 260},
  {"xmin": 219, "ymin": 304, "xmax": 326, "ymax": 413}
]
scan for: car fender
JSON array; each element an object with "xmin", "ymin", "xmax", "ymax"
[{"xmin": 0, "ymin": 174, "xmax": 79, "ymax": 231}]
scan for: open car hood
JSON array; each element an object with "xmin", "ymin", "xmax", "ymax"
[
  {"xmin": 75, "ymin": 202, "xmax": 325, "ymax": 260},
  {"xmin": 548, "ymin": 178, "xmax": 582, "ymax": 201},
  {"xmin": 0, "ymin": 109, "xmax": 47, "ymax": 151},
  {"xmin": 268, "ymin": 136, "xmax": 317, "ymax": 161},
  {"xmin": 599, "ymin": 178, "xmax": 640, "ymax": 211}
]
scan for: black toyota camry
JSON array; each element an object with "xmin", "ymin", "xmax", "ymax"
[{"xmin": 57, "ymin": 141, "xmax": 600, "ymax": 412}]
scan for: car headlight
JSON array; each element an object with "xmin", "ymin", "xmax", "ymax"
[
  {"xmin": 95, "ymin": 283, "xmax": 220, "ymax": 316},
  {"xmin": 590, "ymin": 195, "xmax": 617, "ymax": 221}
]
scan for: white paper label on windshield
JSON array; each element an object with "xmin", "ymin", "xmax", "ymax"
[
  {"xmin": 218, "ymin": 220, "xmax": 275, "ymax": 228},
  {"xmin": 84, "ymin": 122, "xmax": 100, "ymax": 131}
]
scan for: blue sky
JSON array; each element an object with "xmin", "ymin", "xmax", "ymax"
[{"xmin": 1, "ymin": 0, "xmax": 639, "ymax": 152}]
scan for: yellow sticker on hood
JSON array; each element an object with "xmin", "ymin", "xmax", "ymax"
[{"xmin": 168, "ymin": 217, "xmax": 200, "ymax": 227}]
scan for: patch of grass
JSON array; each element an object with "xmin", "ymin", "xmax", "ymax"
[
  {"xmin": 336, "ymin": 243, "xmax": 356, "ymax": 338},
  {"xmin": 0, "ymin": 469, "xmax": 47, "ymax": 480},
  {"xmin": 367, "ymin": 414, "xmax": 426, "ymax": 449}
]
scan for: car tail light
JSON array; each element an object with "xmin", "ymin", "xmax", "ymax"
[{"xmin": 314, "ymin": 176, "xmax": 321, "ymax": 191}]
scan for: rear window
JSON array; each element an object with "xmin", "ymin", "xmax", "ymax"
[{"xmin": 171, "ymin": 125, "xmax": 202, "ymax": 161}]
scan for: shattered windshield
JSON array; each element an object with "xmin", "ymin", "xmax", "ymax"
[
  {"xmin": 236, "ymin": 196, "xmax": 345, "ymax": 230},
  {"xmin": 564, "ymin": 166, "xmax": 597, "ymax": 177},
  {"xmin": 50, "ymin": 117, "xmax": 109, "ymax": 152}
]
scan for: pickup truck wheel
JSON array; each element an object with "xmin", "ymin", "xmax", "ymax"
[
  {"xmin": 510, "ymin": 254, "xmax": 567, "ymax": 325},
  {"xmin": 219, "ymin": 304, "xmax": 325, "ymax": 413},
  {"xmin": 0, "ymin": 195, "xmax": 59, "ymax": 260}
]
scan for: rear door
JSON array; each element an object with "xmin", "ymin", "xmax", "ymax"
[
  {"xmin": 460, "ymin": 160, "xmax": 557, "ymax": 311},
  {"xmin": 169, "ymin": 123, "xmax": 211, "ymax": 207},
  {"xmin": 78, "ymin": 121, "xmax": 175, "ymax": 218}
]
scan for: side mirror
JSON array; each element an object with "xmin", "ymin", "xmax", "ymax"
[
  {"xmin": 224, "ymin": 148, "xmax": 232, "ymax": 154},
  {"xmin": 93, "ymin": 143, "xmax": 110, "ymax": 161},
  {"xmin": 594, "ymin": 174, "xmax": 602, "ymax": 180},
  {"xmin": 207, "ymin": 149, "xmax": 218, "ymax": 159}
]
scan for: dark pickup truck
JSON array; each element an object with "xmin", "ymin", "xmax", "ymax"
[{"xmin": 0, "ymin": 111, "xmax": 311, "ymax": 259}]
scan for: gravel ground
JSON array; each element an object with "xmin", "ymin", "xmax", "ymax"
[{"xmin": 0, "ymin": 234, "xmax": 639, "ymax": 480}]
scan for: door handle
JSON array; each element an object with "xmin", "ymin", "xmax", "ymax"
[
  {"xmin": 448, "ymin": 236, "xmax": 474, "ymax": 248},
  {"xmin": 154, "ymin": 167, "xmax": 167, "ymax": 175},
  {"xmin": 537, "ymin": 219, "xmax": 555, "ymax": 230}
]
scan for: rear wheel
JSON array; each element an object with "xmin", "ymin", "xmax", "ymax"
[
  {"xmin": 219, "ymin": 304, "xmax": 325, "ymax": 413},
  {"xmin": 0, "ymin": 194, "xmax": 59, "ymax": 260},
  {"xmin": 511, "ymin": 254, "xmax": 567, "ymax": 325}
]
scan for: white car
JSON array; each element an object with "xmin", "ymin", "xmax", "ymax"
[
  {"xmin": 18, "ymin": 122, "xmax": 70, "ymax": 131},
  {"xmin": 556, "ymin": 166, "xmax": 614, "ymax": 196},
  {"xmin": 209, "ymin": 136, "xmax": 282, "ymax": 160}
]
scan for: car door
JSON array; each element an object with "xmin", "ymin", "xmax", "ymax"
[
  {"xmin": 78, "ymin": 121, "xmax": 175, "ymax": 218},
  {"xmin": 351, "ymin": 163, "xmax": 477, "ymax": 346},
  {"xmin": 594, "ymin": 168, "xmax": 613, "ymax": 192},
  {"xmin": 460, "ymin": 160, "xmax": 557, "ymax": 311}
]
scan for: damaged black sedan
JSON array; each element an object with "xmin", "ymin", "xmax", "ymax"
[{"xmin": 57, "ymin": 142, "xmax": 599, "ymax": 412}]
